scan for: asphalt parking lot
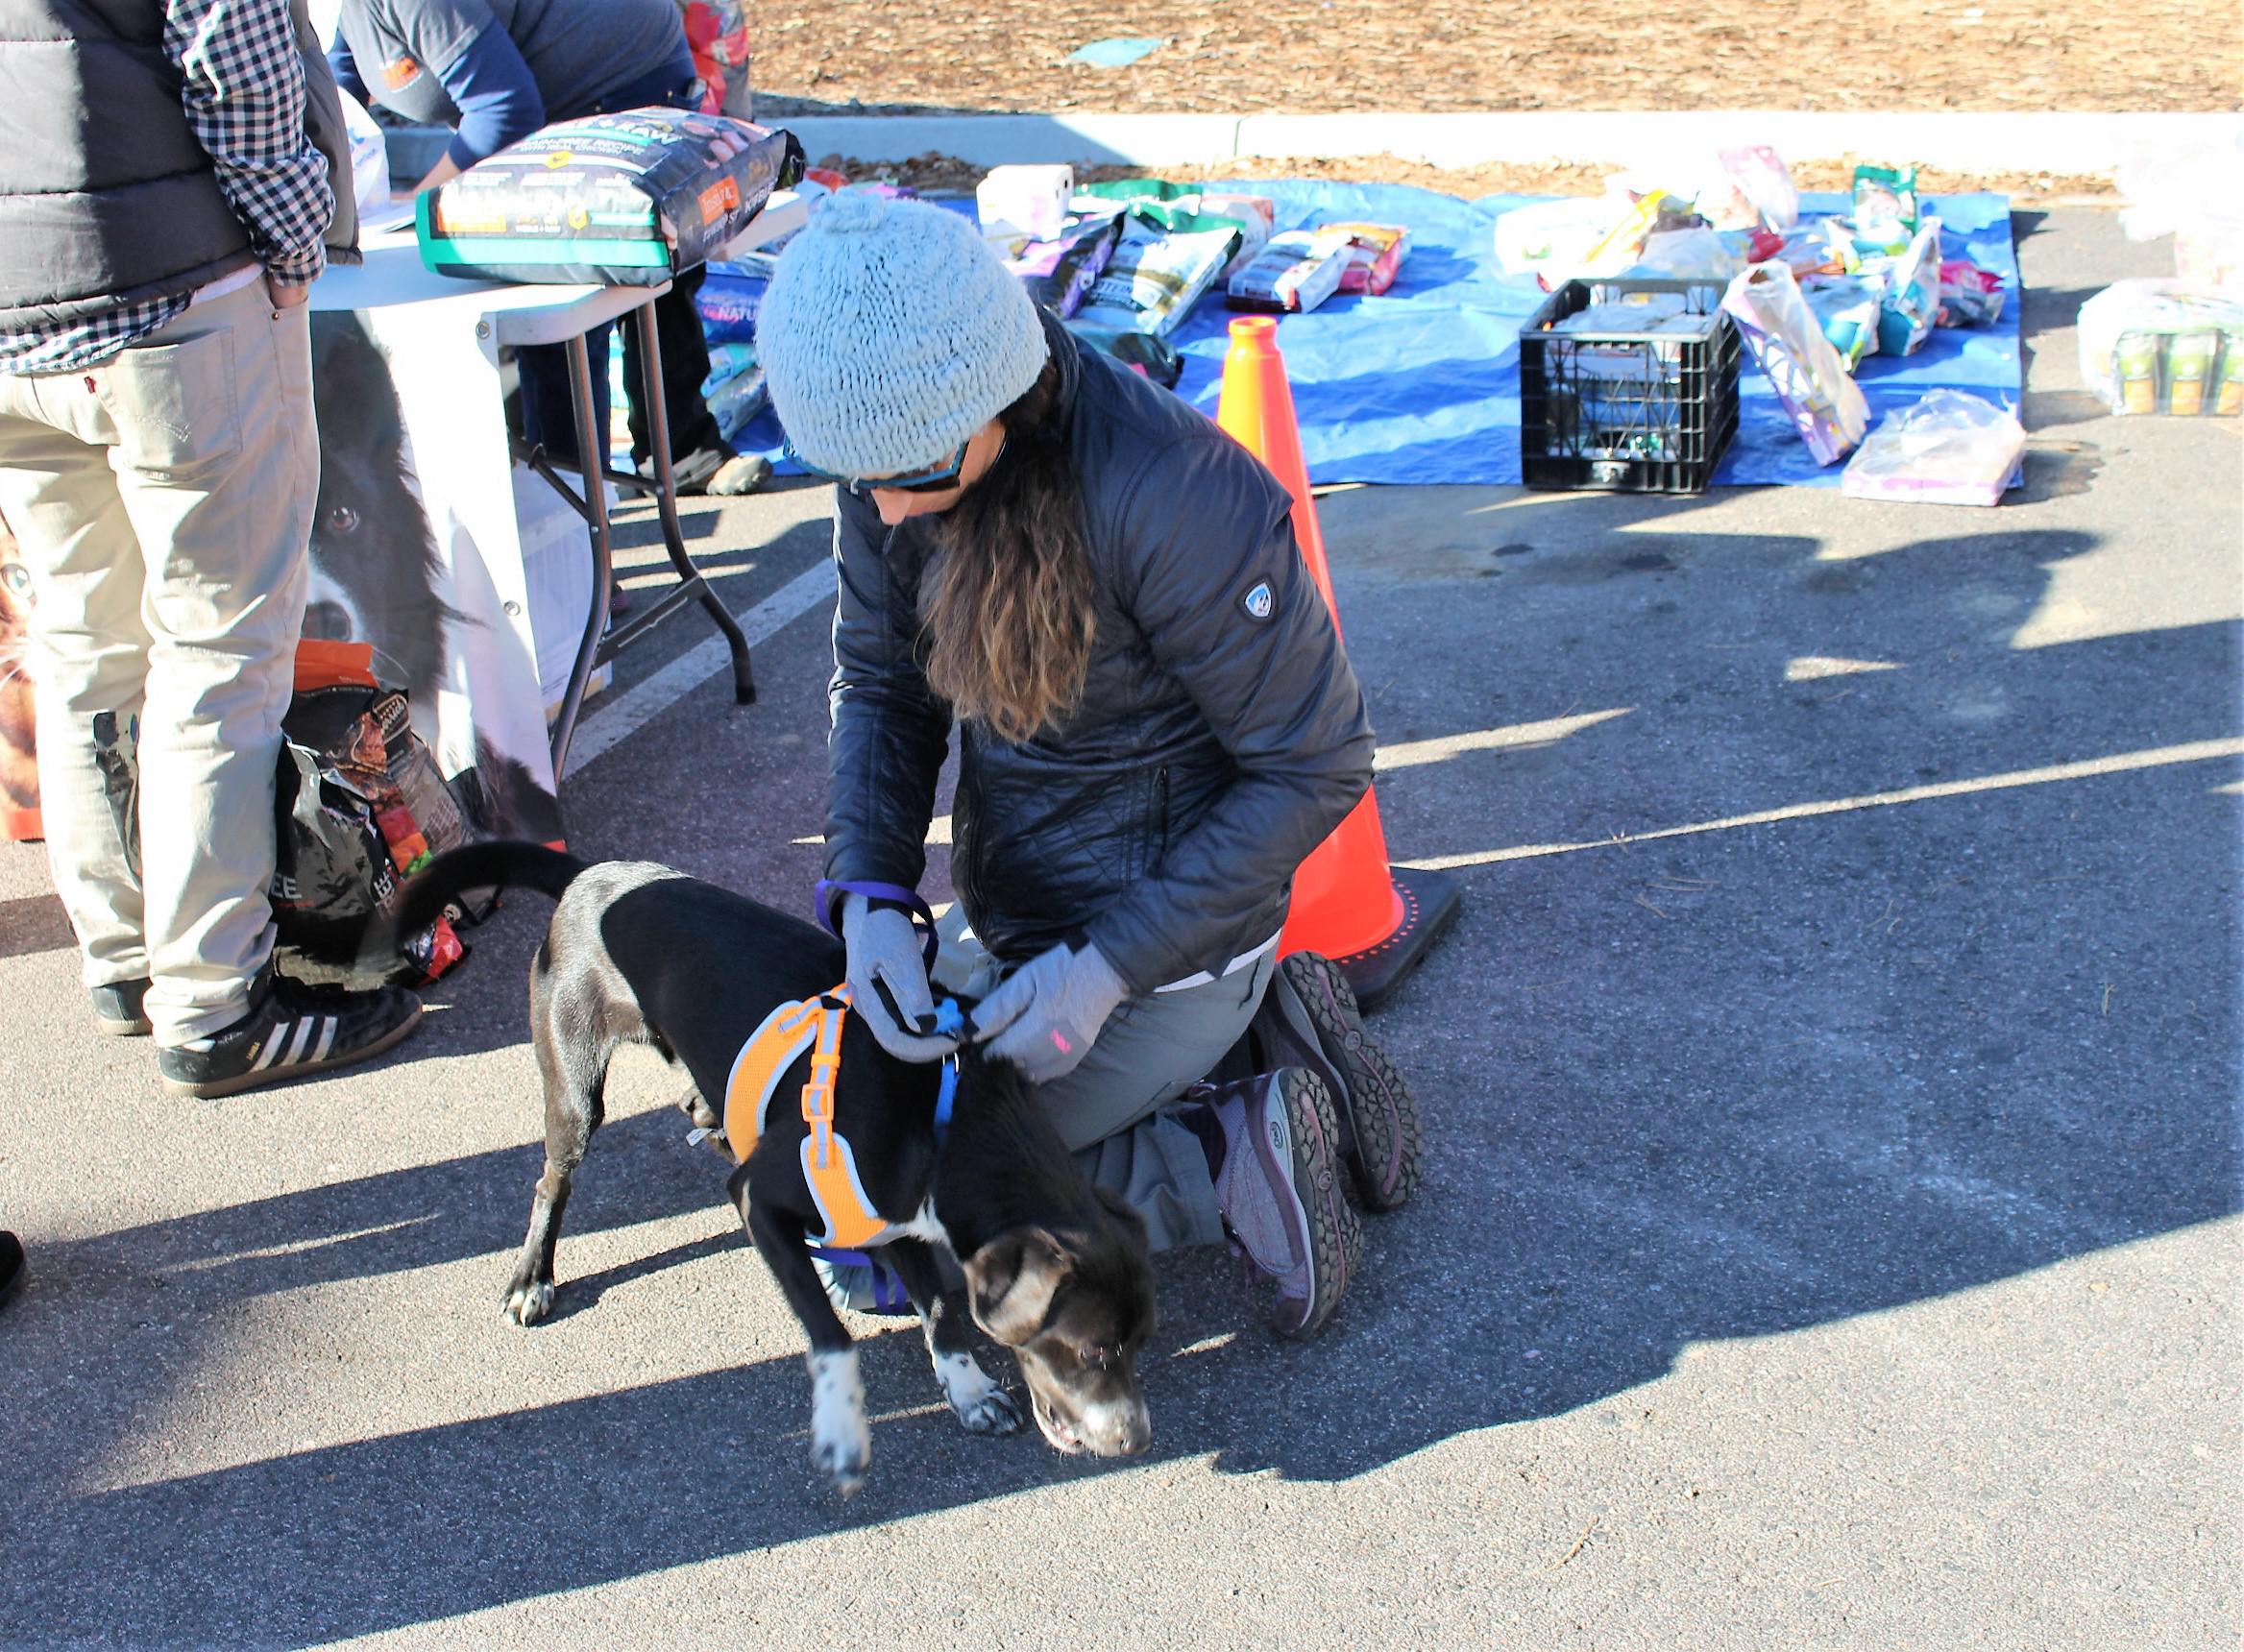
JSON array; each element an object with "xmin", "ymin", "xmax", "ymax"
[{"xmin": 1, "ymin": 206, "xmax": 2237, "ymax": 1650}]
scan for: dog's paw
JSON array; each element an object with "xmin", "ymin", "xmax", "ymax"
[
  {"xmin": 808, "ymin": 1348, "xmax": 871, "ymax": 1494},
  {"xmin": 675, "ymin": 1086, "xmax": 720, "ymax": 1131},
  {"xmin": 934, "ymin": 1350, "xmax": 1023, "ymax": 1435},
  {"xmin": 503, "ymin": 1279, "xmax": 554, "ymax": 1325}
]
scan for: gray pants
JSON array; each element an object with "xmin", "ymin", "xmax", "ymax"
[{"xmin": 936, "ymin": 910, "xmax": 1273, "ymax": 1252}]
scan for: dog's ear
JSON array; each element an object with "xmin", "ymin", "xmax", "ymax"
[{"xmin": 963, "ymin": 1227, "xmax": 1070, "ymax": 1346}]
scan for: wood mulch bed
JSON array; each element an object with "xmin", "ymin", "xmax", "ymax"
[{"xmin": 751, "ymin": 0, "xmax": 2237, "ymax": 117}]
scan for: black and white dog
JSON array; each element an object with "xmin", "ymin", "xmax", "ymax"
[{"xmin": 386, "ymin": 842, "xmax": 1157, "ymax": 1493}]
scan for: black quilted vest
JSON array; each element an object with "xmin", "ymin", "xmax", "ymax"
[{"xmin": 0, "ymin": 0, "xmax": 354, "ymax": 329}]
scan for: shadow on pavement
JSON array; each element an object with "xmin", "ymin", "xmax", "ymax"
[{"xmin": 9, "ymin": 489, "xmax": 2241, "ymax": 1643}]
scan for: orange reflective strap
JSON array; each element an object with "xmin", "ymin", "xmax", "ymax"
[
  {"xmin": 717, "ymin": 986, "xmax": 893, "ymax": 1247},
  {"xmin": 720, "ymin": 987, "xmax": 847, "ymax": 1166},
  {"xmin": 800, "ymin": 998, "xmax": 847, "ymax": 1168}
]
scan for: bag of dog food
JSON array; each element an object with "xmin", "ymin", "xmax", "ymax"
[
  {"xmin": 1841, "ymin": 390, "xmax": 2025, "ymax": 507},
  {"xmin": 1937, "ymin": 258, "xmax": 2006, "ymax": 327},
  {"xmin": 1202, "ymin": 192, "xmax": 1277, "ymax": 277},
  {"xmin": 1321, "ymin": 223, "xmax": 1410, "ymax": 295},
  {"xmin": 1853, "ymin": 163, "xmax": 1920, "ymax": 235},
  {"xmin": 695, "ymin": 261, "xmax": 767, "ymax": 344},
  {"xmin": 1070, "ymin": 177, "xmax": 1206, "ymax": 226},
  {"xmin": 418, "ymin": 109, "xmax": 802, "ymax": 285},
  {"xmin": 1495, "ymin": 196, "xmax": 1625, "ymax": 285},
  {"xmin": 1069, "ymin": 209, "xmax": 1242, "ymax": 339},
  {"xmin": 1866, "ymin": 218, "xmax": 1942, "ymax": 357},
  {"xmin": 1227, "ymin": 231, "xmax": 1349, "ymax": 313},
  {"xmin": 1004, "ymin": 212, "xmax": 1125, "ymax": 318},
  {"xmin": 1801, "ymin": 273, "xmax": 1887, "ymax": 370},
  {"xmin": 273, "ymin": 676, "xmax": 469, "ymax": 985},
  {"xmin": 1722, "ymin": 262, "xmax": 1870, "ymax": 465}
]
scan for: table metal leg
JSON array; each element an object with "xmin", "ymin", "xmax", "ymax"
[
  {"xmin": 535, "ymin": 294, "xmax": 758, "ymax": 782},
  {"xmin": 547, "ymin": 330, "xmax": 614, "ymax": 779},
  {"xmin": 611, "ymin": 299, "xmax": 756, "ymax": 709}
]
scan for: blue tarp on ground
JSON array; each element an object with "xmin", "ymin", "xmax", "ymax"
[{"xmin": 728, "ymin": 184, "xmax": 2020, "ymax": 489}]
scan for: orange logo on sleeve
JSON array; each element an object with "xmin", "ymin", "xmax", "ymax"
[{"xmin": 380, "ymin": 56, "xmax": 423, "ymax": 89}]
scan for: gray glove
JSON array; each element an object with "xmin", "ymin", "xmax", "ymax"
[
  {"xmin": 841, "ymin": 893, "xmax": 958, "ymax": 1063},
  {"xmin": 972, "ymin": 940, "xmax": 1129, "ymax": 1084}
]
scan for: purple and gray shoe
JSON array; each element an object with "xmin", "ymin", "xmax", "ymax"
[
  {"xmin": 1251, "ymin": 952, "xmax": 1423, "ymax": 1213},
  {"xmin": 1207, "ymin": 1068, "xmax": 1363, "ymax": 1339}
]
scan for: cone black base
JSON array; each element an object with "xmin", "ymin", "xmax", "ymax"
[{"xmin": 1329, "ymin": 864, "xmax": 1461, "ymax": 1014}]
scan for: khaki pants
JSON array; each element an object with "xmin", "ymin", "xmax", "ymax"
[{"xmin": 0, "ymin": 280, "xmax": 316, "ymax": 1044}]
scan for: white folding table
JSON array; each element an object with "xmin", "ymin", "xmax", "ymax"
[{"xmin": 310, "ymin": 191, "xmax": 806, "ymax": 787}]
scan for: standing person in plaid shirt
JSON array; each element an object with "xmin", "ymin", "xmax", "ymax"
[{"xmin": 0, "ymin": 0, "xmax": 424, "ymax": 1097}]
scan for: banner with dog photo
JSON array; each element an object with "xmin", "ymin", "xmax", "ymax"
[{"xmin": 306, "ymin": 307, "xmax": 572, "ymax": 849}]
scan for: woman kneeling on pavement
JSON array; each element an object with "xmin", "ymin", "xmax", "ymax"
[{"xmin": 758, "ymin": 195, "xmax": 1419, "ymax": 1337}]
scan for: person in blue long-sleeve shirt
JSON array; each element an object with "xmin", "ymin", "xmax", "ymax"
[{"xmin": 333, "ymin": 0, "xmax": 768, "ymax": 496}]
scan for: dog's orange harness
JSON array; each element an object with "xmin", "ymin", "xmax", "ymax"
[{"xmin": 720, "ymin": 986, "xmax": 900, "ymax": 1250}]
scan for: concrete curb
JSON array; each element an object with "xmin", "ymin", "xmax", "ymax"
[{"xmin": 776, "ymin": 109, "xmax": 2241, "ymax": 177}]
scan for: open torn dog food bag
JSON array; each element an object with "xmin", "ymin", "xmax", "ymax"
[{"xmin": 418, "ymin": 109, "xmax": 802, "ymax": 284}]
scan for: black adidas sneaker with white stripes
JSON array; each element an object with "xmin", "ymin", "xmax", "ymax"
[{"xmin": 157, "ymin": 970, "xmax": 424, "ymax": 1099}]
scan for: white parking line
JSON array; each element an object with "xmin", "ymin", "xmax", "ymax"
[
  {"xmin": 1399, "ymin": 738, "xmax": 2244, "ymax": 870},
  {"xmin": 561, "ymin": 563, "xmax": 835, "ymax": 777}
]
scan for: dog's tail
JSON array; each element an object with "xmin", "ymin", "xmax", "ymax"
[{"xmin": 368, "ymin": 840, "xmax": 590, "ymax": 969}]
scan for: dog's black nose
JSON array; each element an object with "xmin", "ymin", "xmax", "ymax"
[
  {"xmin": 302, "ymin": 600, "xmax": 354, "ymax": 642},
  {"xmin": 1102, "ymin": 1406, "xmax": 1152, "ymax": 1457}
]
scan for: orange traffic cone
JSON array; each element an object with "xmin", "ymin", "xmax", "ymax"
[{"xmin": 1215, "ymin": 316, "xmax": 1458, "ymax": 1009}]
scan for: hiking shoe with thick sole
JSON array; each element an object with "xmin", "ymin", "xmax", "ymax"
[
  {"xmin": 1207, "ymin": 1068, "xmax": 1362, "ymax": 1339},
  {"xmin": 1252, "ymin": 952, "xmax": 1422, "ymax": 1212},
  {"xmin": 90, "ymin": 977, "xmax": 152, "ymax": 1037},
  {"xmin": 157, "ymin": 972, "xmax": 423, "ymax": 1099}
]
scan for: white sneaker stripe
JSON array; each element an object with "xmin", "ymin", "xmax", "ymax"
[
  {"xmin": 311, "ymin": 1015, "xmax": 336, "ymax": 1063},
  {"xmin": 284, "ymin": 1018, "xmax": 316, "ymax": 1064},
  {"xmin": 249, "ymin": 1034, "xmax": 280, "ymax": 1072}
]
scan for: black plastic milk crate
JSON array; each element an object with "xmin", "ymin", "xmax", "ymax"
[{"xmin": 1518, "ymin": 277, "xmax": 1742, "ymax": 493}]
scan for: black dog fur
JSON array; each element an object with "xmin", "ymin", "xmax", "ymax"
[{"xmin": 385, "ymin": 841, "xmax": 1157, "ymax": 1492}]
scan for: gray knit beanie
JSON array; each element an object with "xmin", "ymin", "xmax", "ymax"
[{"xmin": 760, "ymin": 192, "xmax": 1051, "ymax": 478}]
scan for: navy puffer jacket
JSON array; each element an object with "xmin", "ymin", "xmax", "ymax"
[{"xmin": 822, "ymin": 314, "xmax": 1375, "ymax": 998}]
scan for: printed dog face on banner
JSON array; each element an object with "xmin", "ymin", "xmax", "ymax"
[
  {"xmin": 308, "ymin": 316, "xmax": 455, "ymax": 706},
  {"xmin": 307, "ymin": 313, "xmax": 563, "ymax": 844}
]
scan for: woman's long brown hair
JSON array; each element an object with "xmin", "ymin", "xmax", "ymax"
[{"xmin": 921, "ymin": 361, "xmax": 1097, "ymax": 743}]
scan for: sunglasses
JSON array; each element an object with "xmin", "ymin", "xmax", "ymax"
[{"xmin": 785, "ymin": 438, "xmax": 972, "ymax": 498}]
